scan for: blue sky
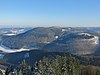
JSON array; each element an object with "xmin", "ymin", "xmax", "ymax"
[{"xmin": 0, "ymin": 0, "xmax": 100, "ymax": 27}]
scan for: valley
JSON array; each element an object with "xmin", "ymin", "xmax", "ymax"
[{"xmin": 0, "ymin": 27, "xmax": 100, "ymax": 75}]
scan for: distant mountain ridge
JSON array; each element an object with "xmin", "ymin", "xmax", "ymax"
[
  {"xmin": 43, "ymin": 32, "xmax": 99, "ymax": 55},
  {"xmin": 2, "ymin": 27, "xmax": 63, "ymax": 49},
  {"xmin": 1, "ymin": 27, "xmax": 100, "ymax": 55}
]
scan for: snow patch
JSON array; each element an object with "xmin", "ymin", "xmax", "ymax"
[
  {"xmin": 62, "ymin": 29, "xmax": 65, "ymax": 32},
  {"xmin": 91, "ymin": 36, "xmax": 99, "ymax": 44},
  {"xmin": 4, "ymin": 33, "xmax": 16, "ymax": 36},
  {"xmin": 0, "ymin": 44, "xmax": 30, "ymax": 53},
  {"xmin": 78, "ymin": 33, "xmax": 99, "ymax": 45},
  {"xmin": 55, "ymin": 36, "xmax": 58, "ymax": 39},
  {"xmin": 78, "ymin": 33, "xmax": 91, "ymax": 36}
]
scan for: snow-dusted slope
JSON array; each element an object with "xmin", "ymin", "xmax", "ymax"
[
  {"xmin": 3, "ymin": 33, "xmax": 16, "ymax": 36},
  {"xmin": 2, "ymin": 27, "xmax": 63, "ymax": 49},
  {"xmin": 43, "ymin": 32, "xmax": 100, "ymax": 55},
  {"xmin": 0, "ymin": 44, "xmax": 30, "ymax": 53}
]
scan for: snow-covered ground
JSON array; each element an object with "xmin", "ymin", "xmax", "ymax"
[
  {"xmin": 1, "ymin": 28, "xmax": 31, "ymax": 36},
  {"xmin": 4, "ymin": 33, "xmax": 16, "ymax": 36},
  {"xmin": 55, "ymin": 36, "xmax": 58, "ymax": 39},
  {"xmin": 0, "ymin": 44, "xmax": 30, "ymax": 53},
  {"xmin": 0, "ymin": 69, "xmax": 5, "ymax": 75},
  {"xmin": 78, "ymin": 32, "xmax": 99, "ymax": 45},
  {"xmin": 3, "ymin": 29, "xmax": 25, "ymax": 36}
]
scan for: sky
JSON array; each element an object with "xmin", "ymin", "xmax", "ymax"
[{"xmin": 0, "ymin": 0, "xmax": 100, "ymax": 27}]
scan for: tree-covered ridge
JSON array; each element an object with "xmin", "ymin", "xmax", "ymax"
[
  {"xmin": 2, "ymin": 54, "xmax": 100, "ymax": 75},
  {"xmin": 4, "ymin": 54, "xmax": 81, "ymax": 75},
  {"xmin": 34, "ymin": 55, "xmax": 80, "ymax": 75}
]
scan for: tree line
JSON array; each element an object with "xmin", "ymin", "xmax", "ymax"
[{"xmin": 0, "ymin": 54, "xmax": 100, "ymax": 75}]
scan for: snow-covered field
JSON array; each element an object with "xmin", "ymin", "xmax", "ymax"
[{"xmin": 0, "ymin": 44, "xmax": 30, "ymax": 53}]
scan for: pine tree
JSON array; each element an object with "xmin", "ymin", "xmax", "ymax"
[
  {"xmin": 21, "ymin": 59, "xmax": 31, "ymax": 75},
  {"xmin": 19, "ymin": 69, "xmax": 23, "ymax": 75},
  {"xmin": 0, "ymin": 70, "xmax": 3, "ymax": 75},
  {"xmin": 34, "ymin": 54, "xmax": 81, "ymax": 75},
  {"xmin": 5, "ymin": 65, "xmax": 14, "ymax": 75},
  {"xmin": 5, "ymin": 68, "xmax": 9, "ymax": 75},
  {"xmin": 34, "ymin": 57, "xmax": 54, "ymax": 75}
]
